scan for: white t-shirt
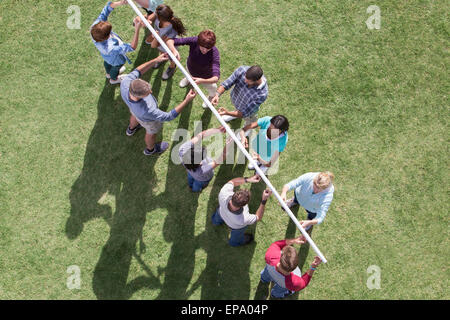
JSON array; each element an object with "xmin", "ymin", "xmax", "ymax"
[{"xmin": 218, "ymin": 183, "xmax": 257, "ymax": 229}]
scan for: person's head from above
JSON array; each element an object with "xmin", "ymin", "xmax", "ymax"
[
  {"xmin": 230, "ymin": 189, "xmax": 251, "ymax": 211},
  {"xmin": 278, "ymin": 245, "xmax": 299, "ymax": 274},
  {"xmin": 182, "ymin": 145, "xmax": 206, "ymax": 171},
  {"xmin": 129, "ymin": 79, "xmax": 152, "ymax": 101},
  {"xmin": 244, "ymin": 65, "xmax": 264, "ymax": 87},
  {"xmin": 155, "ymin": 4, "xmax": 186, "ymax": 35},
  {"xmin": 197, "ymin": 29, "xmax": 216, "ymax": 54},
  {"xmin": 91, "ymin": 21, "xmax": 112, "ymax": 42},
  {"xmin": 313, "ymin": 171, "xmax": 335, "ymax": 194},
  {"xmin": 267, "ymin": 115, "xmax": 289, "ymax": 139}
]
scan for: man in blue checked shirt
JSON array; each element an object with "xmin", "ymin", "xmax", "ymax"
[{"xmin": 211, "ymin": 65, "xmax": 269, "ymax": 128}]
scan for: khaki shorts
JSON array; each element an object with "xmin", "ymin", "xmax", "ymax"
[{"xmin": 130, "ymin": 110, "xmax": 162, "ymax": 135}]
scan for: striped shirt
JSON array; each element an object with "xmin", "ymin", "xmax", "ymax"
[{"xmin": 221, "ymin": 66, "xmax": 268, "ymax": 118}]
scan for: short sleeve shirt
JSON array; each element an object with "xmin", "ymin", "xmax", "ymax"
[
  {"xmin": 251, "ymin": 116, "xmax": 288, "ymax": 162},
  {"xmin": 218, "ymin": 183, "xmax": 257, "ymax": 229}
]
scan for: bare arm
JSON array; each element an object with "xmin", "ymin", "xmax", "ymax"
[
  {"xmin": 228, "ymin": 175, "xmax": 261, "ymax": 187},
  {"xmin": 255, "ymin": 189, "xmax": 272, "ymax": 221},
  {"xmin": 130, "ymin": 17, "xmax": 143, "ymax": 50},
  {"xmin": 136, "ymin": 54, "xmax": 169, "ymax": 75},
  {"xmin": 239, "ymin": 121, "xmax": 259, "ymax": 148},
  {"xmin": 173, "ymin": 89, "xmax": 197, "ymax": 114}
]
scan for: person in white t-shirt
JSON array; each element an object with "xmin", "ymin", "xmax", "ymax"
[{"xmin": 211, "ymin": 175, "xmax": 272, "ymax": 246}]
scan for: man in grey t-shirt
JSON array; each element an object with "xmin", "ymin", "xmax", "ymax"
[
  {"xmin": 211, "ymin": 175, "xmax": 272, "ymax": 246},
  {"xmin": 120, "ymin": 54, "xmax": 197, "ymax": 155}
]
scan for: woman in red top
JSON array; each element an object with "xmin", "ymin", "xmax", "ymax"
[{"xmin": 261, "ymin": 236, "xmax": 322, "ymax": 298}]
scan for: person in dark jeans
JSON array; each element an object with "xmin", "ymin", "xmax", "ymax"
[{"xmin": 212, "ymin": 176, "xmax": 271, "ymax": 246}]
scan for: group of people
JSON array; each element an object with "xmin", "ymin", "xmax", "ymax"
[{"xmin": 90, "ymin": 0, "xmax": 335, "ymax": 299}]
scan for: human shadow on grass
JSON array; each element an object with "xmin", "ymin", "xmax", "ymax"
[
  {"xmin": 67, "ymin": 42, "xmax": 179, "ymax": 299},
  {"xmin": 153, "ymin": 87, "xmax": 216, "ymax": 299},
  {"xmin": 183, "ymin": 119, "xmax": 261, "ymax": 300},
  {"xmin": 67, "ymin": 80, "xmax": 162, "ymax": 299}
]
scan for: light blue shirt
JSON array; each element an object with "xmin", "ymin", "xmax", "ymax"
[
  {"xmin": 91, "ymin": 2, "xmax": 134, "ymax": 66},
  {"xmin": 286, "ymin": 172, "xmax": 334, "ymax": 224}
]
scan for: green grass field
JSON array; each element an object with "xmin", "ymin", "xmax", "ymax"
[{"xmin": 0, "ymin": 0, "xmax": 448, "ymax": 300}]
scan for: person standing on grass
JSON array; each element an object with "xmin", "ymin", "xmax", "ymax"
[
  {"xmin": 212, "ymin": 176, "xmax": 272, "ymax": 246},
  {"xmin": 178, "ymin": 126, "xmax": 232, "ymax": 193},
  {"xmin": 211, "ymin": 65, "xmax": 268, "ymax": 127},
  {"xmin": 91, "ymin": 1, "xmax": 143, "ymax": 84},
  {"xmin": 120, "ymin": 54, "xmax": 197, "ymax": 156},
  {"xmin": 280, "ymin": 172, "xmax": 335, "ymax": 231},
  {"xmin": 238, "ymin": 115, "xmax": 289, "ymax": 175},
  {"xmin": 144, "ymin": 4, "xmax": 186, "ymax": 80},
  {"xmin": 260, "ymin": 236, "xmax": 322, "ymax": 298},
  {"xmin": 171, "ymin": 30, "xmax": 220, "ymax": 109}
]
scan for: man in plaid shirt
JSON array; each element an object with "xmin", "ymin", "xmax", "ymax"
[{"xmin": 211, "ymin": 65, "xmax": 268, "ymax": 128}]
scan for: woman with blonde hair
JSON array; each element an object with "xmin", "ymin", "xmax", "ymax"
[{"xmin": 280, "ymin": 172, "xmax": 335, "ymax": 231}]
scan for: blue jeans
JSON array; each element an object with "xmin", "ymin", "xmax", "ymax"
[
  {"xmin": 187, "ymin": 173, "xmax": 211, "ymax": 192},
  {"xmin": 211, "ymin": 207, "xmax": 248, "ymax": 247},
  {"xmin": 293, "ymin": 195, "xmax": 317, "ymax": 231},
  {"xmin": 260, "ymin": 266, "xmax": 295, "ymax": 298},
  {"xmin": 103, "ymin": 61, "xmax": 124, "ymax": 80}
]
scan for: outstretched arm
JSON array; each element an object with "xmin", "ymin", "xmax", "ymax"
[{"xmin": 136, "ymin": 53, "xmax": 169, "ymax": 75}]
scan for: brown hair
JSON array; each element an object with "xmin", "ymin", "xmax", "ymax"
[
  {"xmin": 231, "ymin": 189, "xmax": 250, "ymax": 208},
  {"xmin": 155, "ymin": 4, "xmax": 186, "ymax": 35},
  {"xmin": 280, "ymin": 246, "xmax": 298, "ymax": 273},
  {"xmin": 130, "ymin": 79, "xmax": 152, "ymax": 98},
  {"xmin": 245, "ymin": 65, "xmax": 263, "ymax": 81},
  {"xmin": 91, "ymin": 21, "xmax": 112, "ymax": 42},
  {"xmin": 197, "ymin": 30, "xmax": 216, "ymax": 49}
]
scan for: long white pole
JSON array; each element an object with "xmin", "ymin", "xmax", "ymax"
[{"xmin": 125, "ymin": 0, "xmax": 327, "ymax": 263}]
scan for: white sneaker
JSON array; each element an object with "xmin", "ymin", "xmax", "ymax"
[
  {"xmin": 202, "ymin": 96, "xmax": 214, "ymax": 109},
  {"xmin": 248, "ymin": 160, "xmax": 261, "ymax": 170},
  {"xmin": 109, "ymin": 74, "xmax": 127, "ymax": 84},
  {"xmin": 106, "ymin": 66, "xmax": 126, "ymax": 79},
  {"xmin": 222, "ymin": 115, "xmax": 237, "ymax": 122},
  {"xmin": 179, "ymin": 77, "xmax": 189, "ymax": 88}
]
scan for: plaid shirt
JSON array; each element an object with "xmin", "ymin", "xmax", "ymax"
[{"xmin": 221, "ymin": 66, "xmax": 268, "ymax": 118}]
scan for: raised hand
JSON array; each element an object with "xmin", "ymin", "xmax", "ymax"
[
  {"xmin": 261, "ymin": 189, "xmax": 272, "ymax": 201},
  {"xmin": 246, "ymin": 175, "xmax": 261, "ymax": 184},
  {"xmin": 185, "ymin": 89, "xmax": 197, "ymax": 102}
]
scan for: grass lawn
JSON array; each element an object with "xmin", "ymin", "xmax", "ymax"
[{"xmin": 0, "ymin": 0, "xmax": 448, "ymax": 299}]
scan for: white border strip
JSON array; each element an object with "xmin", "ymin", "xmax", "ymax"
[{"xmin": 125, "ymin": 0, "xmax": 327, "ymax": 263}]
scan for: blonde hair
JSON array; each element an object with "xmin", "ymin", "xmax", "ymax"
[{"xmin": 314, "ymin": 171, "xmax": 335, "ymax": 190}]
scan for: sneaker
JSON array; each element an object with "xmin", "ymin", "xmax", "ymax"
[
  {"xmin": 242, "ymin": 234, "xmax": 254, "ymax": 245},
  {"xmin": 248, "ymin": 160, "xmax": 261, "ymax": 170},
  {"xmin": 179, "ymin": 77, "xmax": 189, "ymax": 88},
  {"xmin": 162, "ymin": 66, "xmax": 176, "ymax": 80},
  {"xmin": 143, "ymin": 142, "xmax": 169, "ymax": 156},
  {"xmin": 221, "ymin": 115, "xmax": 237, "ymax": 122},
  {"xmin": 282, "ymin": 197, "xmax": 297, "ymax": 212},
  {"xmin": 202, "ymin": 96, "xmax": 214, "ymax": 109},
  {"xmin": 106, "ymin": 66, "xmax": 126, "ymax": 79},
  {"xmin": 109, "ymin": 74, "xmax": 127, "ymax": 85},
  {"xmin": 126, "ymin": 124, "xmax": 142, "ymax": 136}
]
